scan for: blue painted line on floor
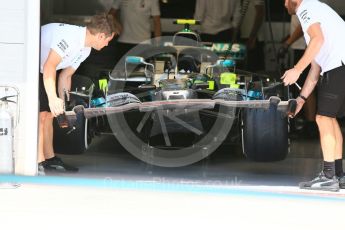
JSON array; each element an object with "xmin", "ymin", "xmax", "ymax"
[{"xmin": 1, "ymin": 174, "xmax": 345, "ymax": 202}]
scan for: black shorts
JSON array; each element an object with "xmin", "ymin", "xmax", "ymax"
[
  {"xmin": 317, "ymin": 64, "xmax": 345, "ymax": 118},
  {"xmin": 39, "ymin": 73, "xmax": 50, "ymax": 112}
]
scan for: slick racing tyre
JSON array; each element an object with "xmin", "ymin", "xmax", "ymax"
[
  {"xmin": 53, "ymin": 112, "xmax": 90, "ymax": 154},
  {"xmin": 241, "ymin": 105, "xmax": 289, "ymax": 162}
]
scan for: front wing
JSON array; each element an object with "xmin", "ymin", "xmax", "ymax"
[{"xmin": 59, "ymin": 96, "xmax": 296, "ymax": 128}]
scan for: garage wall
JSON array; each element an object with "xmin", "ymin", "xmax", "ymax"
[
  {"xmin": 0, "ymin": 0, "xmax": 40, "ymax": 175},
  {"xmin": 52, "ymin": 0, "xmax": 104, "ymax": 15}
]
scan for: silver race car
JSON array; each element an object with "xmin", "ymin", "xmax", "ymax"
[{"xmin": 54, "ymin": 20, "xmax": 296, "ymax": 167}]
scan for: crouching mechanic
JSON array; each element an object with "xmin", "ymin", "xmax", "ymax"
[
  {"xmin": 39, "ymin": 13, "xmax": 117, "ymax": 175},
  {"xmin": 282, "ymin": 0, "xmax": 345, "ymax": 191}
]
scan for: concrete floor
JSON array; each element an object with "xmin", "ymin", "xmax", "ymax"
[
  {"xmin": 1, "ymin": 180, "xmax": 344, "ymax": 230},
  {"xmin": 52, "ymin": 134, "xmax": 326, "ymax": 187},
  {"xmin": 1, "ymin": 133, "xmax": 345, "ymax": 229}
]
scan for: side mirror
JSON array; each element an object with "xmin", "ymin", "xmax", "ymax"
[
  {"xmin": 217, "ymin": 59, "xmax": 236, "ymax": 68},
  {"xmin": 125, "ymin": 56, "xmax": 145, "ymax": 64},
  {"xmin": 125, "ymin": 56, "xmax": 155, "ymax": 81}
]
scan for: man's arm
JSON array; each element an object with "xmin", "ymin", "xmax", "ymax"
[
  {"xmin": 43, "ymin": 49, "xmax": 64, "ymax": 117},
  {"xmin": 246, "ymin": 3, "xmax": 265, "ymax": 49},
  {"xmin": 284, "ymin": 24, "xmax": 303, "ymax": 47},
  {"xmin": 152, "ymin": 15, "xmax": 161, "ymax": 38},
  {"xmin": 278, "ymin": 24, "xmax": 303, "ymax": 58},
  {"xmin": 293, "ymin": 60, "xmax": 320, "ymax": 116},
  {"xmin": 282, "ymin": 23, "xmax": 324, "ymax": 86},
  {"xmin": 57, "ymin": 67, "xmax": 76, "ymax": 102},
  {"xmin": 300, "ymin": 60, "xmax": 320, "ymax": 98},
  {"xmin": 294, "ymin": 23, "xmax": 324, "ymax": 73}
]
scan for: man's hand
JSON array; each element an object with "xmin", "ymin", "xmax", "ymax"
[
  {"xmin": 277, "ymin": 43, "xmax": 289, "ymax": 59},
  {"xmin": 290, "ymin": 96, "xmax": 305, "ymax": 118},
  {"xmin": 48, "ymin": 96, "xmax": 64, "ymax": 117},
  {"xmin": 43, "ymin": 49, "xmax": 63, "ymax": 117},
  {"xmin": 281, "ymin": 68, "xmax": 301, "ymax": 86},
  {"xmin": 246, "ymin": 36, "xmax": 256, "ymax": 50}
]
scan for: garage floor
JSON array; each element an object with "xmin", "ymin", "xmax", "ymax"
[
  {"xmin": 1, "ymin": 134, "xmax": 345, "ymax": 229},
  {"xmin": 50, "ymin": 134, "xmax": 326, "ymax": 187}
]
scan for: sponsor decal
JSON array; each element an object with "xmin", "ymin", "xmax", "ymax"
[
  {"xmin": 72, "ymin": 50, "xmax": 88, "ymax": 65},
  {"xmin": 57, "ymin": 39, "xmax": 69, "ymax": 53},
  {"xmin": 0, "ymin": 128, "xmax": 8, "ymax": 136},
  {"xmin": 300, "ymin": 10, "xmax": 311, "ymax": 24}
]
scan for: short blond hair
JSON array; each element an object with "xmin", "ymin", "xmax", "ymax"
[{"xmin": 86, "ymin": 13, "xmax": 117, "ymax": 37}]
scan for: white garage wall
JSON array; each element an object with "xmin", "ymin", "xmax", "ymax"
[{"xmin": 0, "ymin": 0, "xmax": 40, "ymax": 175}]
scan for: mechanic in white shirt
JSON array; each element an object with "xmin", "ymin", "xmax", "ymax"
[
  {"xmin": 281, "ymin": 0, "xmax": 331, "ymax": 138},
  {"xmin": 38, "ymin": 13, "xmax": 118, "ymax": 175},
  {"xmin": 281, "ymin": 15, "xmax": 318, "ymax": 137},
  {"xmin": 282, "ymin": 0, "xmax": 345, "ymax": 192},
  {"xmin": 106, "ymin": 0, "xmax": 161, "ymax": 63},
  {"xmin": 194, "ymin": 0, "xmax": 241, "ymax": 43},
  {"xmin": 239, "ymin": 0, "xmax": 265, "ymax": 71}
]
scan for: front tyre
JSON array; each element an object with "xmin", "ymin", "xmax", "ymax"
[
  {"xmin": 241, "ymin": 106, "xmax": 289, "ymax": 162},
  {"xmin": 53, "ymin": 112, "xmax": 90, "ymax": 154},
  {"xmin": 53, "ymin": 74, "xmax": 94, "ymax": 155}
]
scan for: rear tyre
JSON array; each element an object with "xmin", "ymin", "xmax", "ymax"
[{"xmin": 241, "ymin": 105, "xmax": 289, "ymax": 162}]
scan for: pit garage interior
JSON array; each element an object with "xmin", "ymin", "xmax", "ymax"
[{"xmin": 1, "ymin": 0, "xmax": 345, "ymax": 228}]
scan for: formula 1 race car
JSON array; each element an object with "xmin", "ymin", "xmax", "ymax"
[{"xmin": 53, "ymin": 20, "xmax": 296, "ymax": 167}]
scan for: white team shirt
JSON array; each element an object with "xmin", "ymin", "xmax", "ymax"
[
  {"xmin": 194, "ymin": 0, "xmax": 241, "ymax": 35},
  {"xmin": 290, "ymin": 0, "xmax": 330, "ymax": 50},
  {"xmin": 40, "ymin": 23, "xmax": 91, "ymax": 73},
  {"xmin": 297, "ymin": 0, "xmax": 345, "ymax": 74},
  {"xmin": 112, "ymin": 0, "xmax": 160, "ymax": 44}
]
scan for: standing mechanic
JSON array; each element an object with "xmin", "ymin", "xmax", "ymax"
[
  {"xmin": 282, "ymin": 0, "xmax": 345, "ymax": 191},
  {"xmin": 239, "ymin": 0, "xmax": 265, "ymax": 72},
  {"xmin": 107, "ymin": 0, "xmax": 162, "ymax": 62},
  {"xmin": 39, "ymin": 13, "xmax": 117, "ymax": 175},
  {"xmin": 281, "ymin": 15, "xmax": 318, "ymax": 138},
  {"xmin": 194, "ymin": 0, "xmax": 241, "ymax": 43}
]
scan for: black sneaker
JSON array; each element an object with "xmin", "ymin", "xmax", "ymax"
[
  {"xmin": 43, "ymin": 156, "xmax": 79, "ymax": 172},
  {"xmin": 299, "ymin": 172, "xmax": 339, "ymax": 192},
  {"xmin": 339, "ymin": 175, "xmax": 345, "ymax": 189},
  {"xmin": 38, "ymin": 162, "xmax": 45, "ymax": 176}
]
